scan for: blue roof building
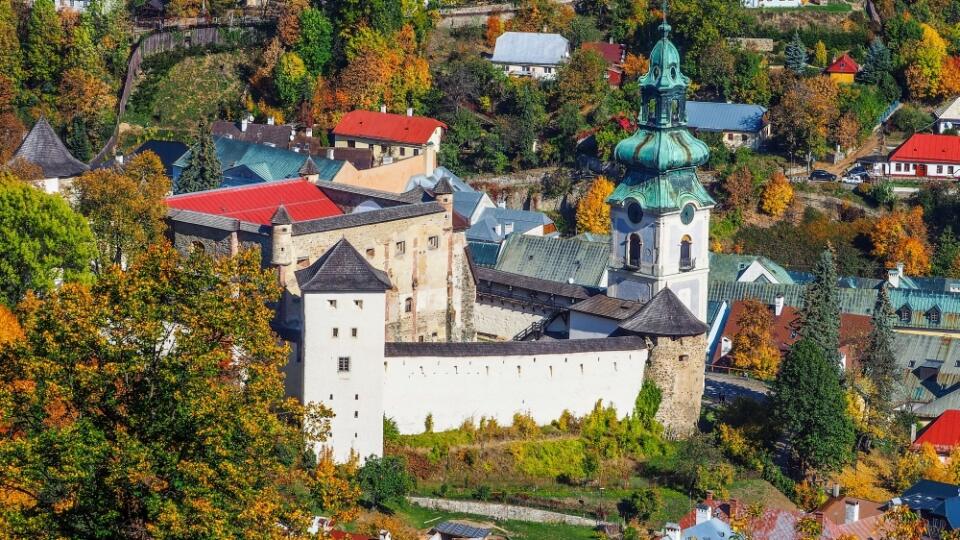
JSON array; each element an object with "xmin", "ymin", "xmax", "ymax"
[
  {"xmin": 686, "ymin": 101, "xmax": 770, "ymax": 150},
  {"xmin": 406, "ymin": 166, "xmax": 495, "ymax": 223},
  {"xmin": 899, "ymin": 480, "xmax": 960, "ymax": 533},
  {"xmin": 465, "ymin": 207, "xmax": 556, "ymax": 244}
]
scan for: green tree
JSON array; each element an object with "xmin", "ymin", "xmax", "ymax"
[
  {"xmin": 275, "ymin": 51, "xmax": 309, "ymax": 108},
  {"xmin": 610, "ymin": 0, "xmax": 648, "ymax": 43},
  {"xmin": 785, "ymin": 31, "xmax": 808, "ymax": 74},
  {"xmin": 861, "ymin": 285, "xmax": 897, "ymax": 408},
  {"xmin": 772, "ymin": 338, "xmax": 855, "ymax": 474},
  {"xmin": 296, "ymin": 8, "xmax": 333, "ymax": 76},
  {"xmin": 0, "ymin": 174, "xmax": 95, "ymax": 306},
  {"xmin": 25, "ymin": 0, "xmax": 62, "ymax": 89},
  {"xmin": 176, "ymin": 119, "xmax": 223, "ymax": 194},
  {"xmin": 0, "ymin": 0, "xmax": 22, "ymax": 86},
  {"xmin": 859, "ymin": 37, "xmax": 892, "ymax": 85},
  {"xmin": 730, "ymin": 48, "xmax": 771, "ymax": 105},
  {"xmin": 357, "ymin": 455, "xmax": 414, "ymax": 508},
  {"xmin": 65, "ymin": 116, "xmax": 92, "ymax": 163},
  {"xmin": 0, "ymin": 245, "xmax": 351, "ymax": 537},
  {"xmin": 552, "ymin": 101, "xmax": 586, "ymax": 165},
  {"xmin": 64, "ymin": 14, "xmax": 102, "ymax": 75},
  {"xmin": 670, "ymin": 0, "xmax": 752, "ymax": 79},
  {"xmin": 798, "ymin": 248, "xmax": 841, "ymax": 365},
  {"xmin": 618, "ymin": 488, "xmax": 660, "ymax": 522},
  {"xmin": 933, "ymin": 227, "xmax": 960, "ymax": 277},
  {"xmin": 565, "ymin": 15, "xmax": 602, "ymax": 48},
  {"xmin": 557, "ymin": 49, "xmax": 608, "ymax": 107}
]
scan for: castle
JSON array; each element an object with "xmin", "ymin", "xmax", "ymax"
[{"xmin": 293, "ymin": 19, "xmax": 715, "ymax": 461}]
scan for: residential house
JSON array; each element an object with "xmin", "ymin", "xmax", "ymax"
[
  {"xmin": 871, "ymin": 133, "xmax": 960, "ymax": 178},
  {"xmin": 97, "ymin": 140, "xmax": 188, "ymax": 178},
  {"xmin": 582, "ymin": 41, "xmax": 627, "ymax": 86},
  {"xmin": 899, "ymin": 480, "xmax": 960, "ymax": 537},
  {"xmin": 936, "ymin": 96, "xmax": 960, "ymax": 133},
  {"xmin": 818, "ymin": 493, "xmax": 885, "ymax": 530},
  {"xmin": 490, "ymin": 32, "xmax": 570, "ymax": 80},
  {"xmin": 7, "ymin": 117, "xmax": 89, "ymax": 194},
  {"xmin": 212, "ymin": 117, "xmax": 295, "ymax": 148},
  {"xmin": 709, "ymin": 252, "xmax": 794, "ymax": 284},
  {"xmin": 332, "ymin": 108, "xmax": 445, "ymax": 166},
  {"xmin": 911, "ymin": 409, "xmax": 960, "ymax": 461},
  {"xmin": 686, "ymin": 101, "xmax": 770, "ymax": 150},
  {"xmin": 825, "ymin": 53, "xmax": 860, "ymax": 85},
  {"xmin": 465, "ymin": 206, "xmax": 556, "ymax": 244},
  {"xmin": 741, "ymin": 0, "xmax": 803, "ymax": 8},
  {"xmin": 427, "ymin": 521, "xmax": 497, "ymax": 540}
]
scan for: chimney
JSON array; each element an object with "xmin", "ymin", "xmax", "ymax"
[
  {"xmin": 115, "ymin": 154, "xmax": 124, "ymax": 165},
  {"xmin": 267, "ymin": 116, "xmax": 275, "ymax": 126},
  {"xmin": 326, "ymin": 148, "xmax": 335, "ymax": 160},
  {"xmin": 705, "ymin": 491, "xmax": 714, "ymax": 504},
  {"xmin": 845, "ymin": 500, "xmax": 860, "ymax": 524},
  {"xmin": 774, "ymin": 294, "xmax": 784, "ymax": 317},
  {"xmin": 888, "ymin": 268, "xmax": 901, "ymax": 289},
  {"xmin": 911, "ymin": 423, "xmax": 917, "ymax": 442},
  {"xmin": 378, "ymin": 531, "xmax": 392, "ymax": 540},
  {"xmin": 695, "ymin": 503, "xmax": 711, "ymax": 525},
  {"xmin": 497, "ymin": 199, "xmax": 506, "ymax": 209},
  {"xmin": 241, "ymin": 116, "xmax": 249, "ymax": 132},
  {"xmin": 495, "ymin": 223, "xmax": 503, "ymax": 237},
  {"xmin": 305, "ymin": 127, "xmax": 313, "ymax": 138},
  {"xmin": 504, "ymin": 222, "xmax": 514, "ymax": 235},
  {"xmin": 833, "ymin": 484, "xmax": 841, "ymax": 498},
  {"xmin": 406, "ymin": 107, "xmax": 413, "ymax": 117},
  {"xmin": 897, "ymin": 261, "xmax": 905, "ymax": 278},
  {"xmin": 663, "ymin": 523, "xmax": 681, "ymax": 540},
  {"xmin": 380, "ymin": 104, "xmax": 387, "ymax": 113}
]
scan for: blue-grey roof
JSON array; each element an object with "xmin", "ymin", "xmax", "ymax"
[
  {"xmin": 174, "ymin": 137, "xmax": 344, "ymax": 185},
  {"xmin": 491, "ymin": 32, "xmax": 569, "ymax": 65},
  {"xmin": 901, "ymin": 480, "xmax": 960, "ymax": 529},
  {"xmin": 683, "ymin": 518, "xmax": 735, "ymax": 539},
  {"xmin": 406, "ymin": 166, "xmax": 473, "ymax": 193},
  {"xmin": 708, "ymin": 253, "xmax": 795, "ymax": 284},
  {"xmin": 466, "ymin": 207, "xmax": 554, "ymax": 243},
  {"xmin": 495, "ymin": 233, "xmax": 608, "ymax": 287},
  {"xmin": 686, "ymin": 101, "xmax": 767, "ymax": 134},
  {"xmin": 467, "ymin": 241, "xmax": 501, "ymax": 267},
  {"xmin": 433, "ymin": 521, "xmax": 491, "ymax": 539},
  {"xmin": 454, "ymin": 191, "xmax": 485, "ymax": 221}
]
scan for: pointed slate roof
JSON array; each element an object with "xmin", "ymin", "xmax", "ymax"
[
  {"xmin": 295, "ymin": 238, "xmax": 392, "ymax": 293},
  {"xmin": 271, "ymin": 204, "xmax": 293, "ymax": 225},
  {"xmin": 299, "ymin": 156, "xmax": 320, "ymax": 176},
  {"xmin": 618, "ymin": 287, "xmax": 708, "ymax": 336},
  {"xmin": 10, "ymin": 118, "xmax": 89, "ymax": 178},
  {"xmin": 432, "ymin": 176, "xmax": 454, "ymax": 195}
]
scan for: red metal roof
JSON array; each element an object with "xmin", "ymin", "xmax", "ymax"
[
  {"xmin": 913, "ymin": 409, "xmax": 960, "ymax": 453},
  {"xmin": 889, "ymin": 133, "xmax": 960, "ymax": 165},
  {"xmin": 826, "ymin": 53, "xmax": 860, "ymax": 74},
  {"xmin": 333, "ymin": 110, "xmax": 447, "ymax": 146},
  {"xmin": 582, "ymin": 42, "xmax": 626, "ymax": 65},
  {"xmin": 165, "ymin": 179, "xmax": 342, "ymax": 225}
]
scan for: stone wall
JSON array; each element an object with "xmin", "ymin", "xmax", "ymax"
[
  {"xmin": 645, "ymin": 334, "xmax": 707, "ymax": 438},
  {"xmin": 407, "ymin": 497, "xmax": 604, "ymax": 527},
  {"xmin": 473, "ymin": 301, "xmax": 545, "ymax": 341}
]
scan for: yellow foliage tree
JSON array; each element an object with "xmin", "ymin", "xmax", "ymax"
[
  {"xmin": 0, "ymin": 304, "xmax": 23, "ymax": 348},
  {"xmin": 814, "ymin": 41, "xmax": 828, "ymax": 68},
  {"xmin": 622, "ymin": 53, "xmax": 649, "ymax": 79},
  {"xmin": 905, "ymin": 23, "xmax": 948, "ymax": 99},
  {"xmin": 836, "ymin": 451, "xmax": 894, "ymax": 502},
  {"xmin": 869, "ymin": 206, "xmax": 932, "ymax": 275},
  {"xmin": 485, "ymin": 15, "xmax": 503, "ymax": 47},
  {"xmin": 576, "ymin": 176, "xmax": 614, "ymax": 234},
  {"xmin": 760, "ymin": 172, "xmax": 794, "ymax": 217},
  {"xmin": 729, "ymin": 299, "xmax": 781, "ymax": 379}
]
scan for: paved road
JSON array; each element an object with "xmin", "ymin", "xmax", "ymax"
[{"xmin": 703, "ymin": 372, "xmax": 770, "ymax": 404}]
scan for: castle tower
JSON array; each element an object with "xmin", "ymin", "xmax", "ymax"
[
  {"xmin": 605, "ymin": 15, "xmax": 715, "ymax": 322},
  {"xmin": 296, "ymin": 238, "xmax": 393, "ymax": 462}
]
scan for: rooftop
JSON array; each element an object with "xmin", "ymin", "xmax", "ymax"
[
  {"xmin": 211, "ymin": 119, "xmax": 294, "ymax": 148},
  {"xmin": 889, "ymin": 133, "xmax": 960, "ymax": 165},
  {"xmin": 618, "ymin": 288, "xmax": 709, "ymax": 337},
  {"xmin": 129, "ymin": 140, "xmax": 189, "ymax": 177},
  {"xmin": 913, "ymin": 409, "xmax": 960, "ymax": 453},
  {"xmin": 825, "ymin": 52, "xmax": 860, "ymax": 74},
  {"xmin": 938, "ymin": 95, "xmax": 960, "ymax": 121},
  {"xmin": 901, "ymin": 479, "xmax": 960, "ymax": 529},
  {"xmin": 385, "ymin": 335, "xmax": 646, "ymax": 358},
  {"xmin": 581, "ymin": 42, "xmax": 626, "ymax": 65},
  {"xmin": 466, "ymin": 207, "xmax": 555, "ymax": 243},
  {"xmin": 686, "ymin": 101, "xmax": 768, "ymax": 134},
  {"xmin": 493, "ymin": 234, "xmax": 607, "ymax": 287},
  {"xmin": 332, "ymin": 109, "xmax": 446, "ymax": 146},
  {"xmin": 9, "ymin": 117, "xmax": 89, "ymax": 178},
  {"xmin": 568, "ymin": 294, "xmax": 643, "ymax": 321},
  {"xmin": 491, "ymin": 32, "xmax": 570, "ymax": 66},
  {"xmin": 165, "ymin": 179, "xmax": 342, "ymax": 225},
  {"xmin": 296, "ymin": 238, "xmax": 392, "ymax": 293},
  {"xmin": 173, "ymin": 136, "xmax": 345, "ymax": 185}
]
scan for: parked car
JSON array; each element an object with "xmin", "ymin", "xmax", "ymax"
[
  {"xmin": 809, "ymin": 169, "xmax": 837, "ymax": 181},
  {"xmin": 846, "ymin": 164, "xmax": 869, "ymax": 177},
  {"xmin": 842, "ymin": 174, "xmax": 866, "ymax": 184}
]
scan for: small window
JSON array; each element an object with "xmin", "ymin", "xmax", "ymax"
[
  {"xmin": 337, "ymin": 357, "xmax": 351, "ymax": 372},
  {"xmin": 679, "ymin": 354, "xmax": 690, "ymax": 362},
  {"xmin": 404, "ymin": 298, "xmax": 413, "ymax": 313},
  {"xmin": 354, "ymin": 299, "xmax": 363, "ymax": 309},
  {"xmin": 366, "ymin": 248, "xmax": 375, "ymax": 258},
  {"xmin": 332, "ymin": 328, "xmax": 339, "ymax": 338},
  {"xmin": 354, "ymin": 411, "xmax": 358, "ymax": 418},
  {"xmin": 938, "ymin": 165, "xmax": 944, "ymax": 174},
  {"xmin": 355, "ymin": 394, "xmax": 359, "ymax": 400},
  {"xmin": 414, "ymin": 148, "xmax": 420, "ymax": 156},
  {"xmin": 928, "ymin": 308, "xmax": 942, "ymax": 325},
  {"xmin": 399, "ymin": 147, "xmax": 406, "ymax": 157},
  {"xmin": 418, "ymin": 335, "xmax": 424, "ymax": 342},
  {"xmin": 329, "ymin": 394, "xmax": 333, "ymax": 400},
  {"xmin": 381, "ymin": 145, "xmax": 387, "ymax": 152},
  {"xmin": 347, "ymin": 140, "xmax": 356, "ymax": 148},
  {"xmin": 328, "ymin": 299, "xmax": 337, "ymax": 308},
  {"xmin": 351, "ymin": 328, "xmax": 358, "ymax": 337},
  {"xmin": 909, "ymin": 360, "xmax": 916, "ymax": 368},
  {"xmin": 429, "ymin": 236, "xmax": 439, "ymax": 249},
  {"xmin": 396, "ymin": 241, "xmax": 406, "ymax": 255},
  {"xmin": 727, "ymin": 133, "xmax": 735, "ymax": 141}
]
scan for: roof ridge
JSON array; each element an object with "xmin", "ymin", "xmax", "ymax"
[{"xmin": 165, "ymin": 177, "xmax": 309, "ymax": 199}]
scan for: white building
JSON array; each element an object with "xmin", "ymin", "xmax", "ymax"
[
  {"xmin": 937, "ymin": 96, "xmax": 960, "ymax": 133},
  {"xmin": 870, "ymin": 133, "xmax": 960, "ymax": 178},
  {"xmin": 490, "ymin": 32, "xmax": 570, "ymax": 80}
]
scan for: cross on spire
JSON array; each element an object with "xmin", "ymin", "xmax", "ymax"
[{"xmin": 660, "ymin": 0, "xmax": 671, "ymax": 39}]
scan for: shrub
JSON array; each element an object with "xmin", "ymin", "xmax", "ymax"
[
  {"xmin": 890, "ymin": 104, "xmax": 933, "ymax": 135},
  {"xmin": 424, "ymin": 413, "xmax": 434, "ymax": 433},
  {"xmin": 511, "ymin": 412, "xmax": 539, "ymax": 439},
  {"xmin": 509, "ymin": 438, "xmax": 587, "ymax": 481},
  {"xmin": 384, "ymin": 416, "xmax": 400, "ymax": 443},
  {"xmin": 473, "ymin": 485, "xmax": 492, "ymax": 501},
  {"xmin": 617, "ymin": 488, "xmax": 661, "ymax": 523}
]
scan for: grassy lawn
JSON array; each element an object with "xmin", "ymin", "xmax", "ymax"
[
  {"xmin": 757, "ymin": 2, "xmax": 853, "ymax": 13},
  {"xmin": 390, "ymin": 501, "xmax": 599, "ymax": 540},
  {"xmin": 730, "ymin": 478, "xmax": 797, "ymax": 511}
]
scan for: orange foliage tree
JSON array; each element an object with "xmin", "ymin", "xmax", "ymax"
[
  {"xmin": 508, "ymin": 0, "xmax": 574, "ymax": 32},
  {"xmin": 0, "ymin": 304, "xmax": 22, "ymax": 347},
  {"xmin": 880, "ymin": 504, "xmax": 926, "ymax": 540},
  {"xmin": 939, "ymin": 56, "xmax": 960, "ymax": 98},
  {"xmin": 622, "ymin": 53, "xmax": 649, "ymax": 79},
  {"xmin": 576, "ymin": 176, "xmax": 614, "ymax": 234},
  {"xmin": 723, "ymin": 166, "xmax": 755, "ymax": 213},
  {"xmin": 869, "ymin": 206, "xmax": 932, "ymax": 275},
  {"xmin": 760, "ymin": 172, "xmax": 794, "ymax": 217},
  {"xmin": 835, "ymin": 112, "xmax": 861, "ymax": 150},
  {"xmin": 729, "ymin": 299, "xmax": 781, "ymax": 379},
  {"xmin": 485, "ymin": 14, "xmax": 504, "ymax": 47}
]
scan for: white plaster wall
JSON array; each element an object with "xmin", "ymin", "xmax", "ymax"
[
  {"xmin": 302, "ymin": 291, "xmax": 385, "ymax": 463},
  {"xmin": 569, "ymin": 312, "xmax": 619, "ymax": 339},
  {"xmin": 497, "ymin": 63, "xmax": 561, "ymax": 80},
  {"xmin": 474, "ymin": 302, "xmax": 543, "ymax": 340},
  {"xmin": 383, "ymin": 348, "xmax": 648, "ymax": 434}
]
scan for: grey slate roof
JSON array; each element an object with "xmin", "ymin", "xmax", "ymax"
[
  {"xmin": 432, "ymin": 521, "xmax": 492, "ymax": 539},
  {"xmin": 686, "ymin": 101, "xmax": 767, "ymax": 134},
  {"xmin": 491, "ymin": 32, "xmax": 570, "ymax": 66},
  {"xmin": 619, "ymin": 288, "xmax": 708, "ymax": 336},
  {"xmin": 10, "ymin": 118, "xmax": 89, "ymax": 178},
  {"xmin": 494, "ymin": 234, "xmax": 607, "ymax": 287},
  {"xmin": 271, "ymin": 204, "xmax": 293, "ymax": 225},
  {"xmin": 295, "ymin": 238, "xmax": 392, "ymax": 293},
  {"xmin": 569, "ymin": 294, "xmax": 643, "ymax": 321},
  {"xmin": 291, "ymin": 202, "xmax": 445, "ymax": 236},
  {"xmin": 432, "ymin": 176, "xmax": 453, "ymax": 195},
  {"xmin": 386, "ymin": 335, "xmax": 646, "ymax": 357},
  {"xmin": 454, "ymin": 191, "xmax": 486, "ymax": 221},
  {"xmin": 211, "ymin": 119, "xmax": 295, "ymax": 148},
  {"xmin": 474, "ymin": 266, "xmax": 597, "ymax": 300},
  {"xmin": 466, "ymin": 207, "xmax": 554, "ymax": 243}
]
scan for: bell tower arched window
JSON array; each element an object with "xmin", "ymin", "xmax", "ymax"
[
  {"xmin": 680, "ymin": 235, "xmax": 693, "ymax": 271},
  {"xmin": 627, "ymin": 233, "xmax": 642, "ymax": 269}
]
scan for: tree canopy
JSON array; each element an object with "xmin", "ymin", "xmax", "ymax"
[
  {"xmin": 797, "ymin": 248, "xmax": 841, "ymax": 366},
  {"xmin": 176, "ymin": 119, "xmax": 223, "ymax": 195}
]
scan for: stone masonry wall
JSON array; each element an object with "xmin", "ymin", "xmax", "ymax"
[
  {"xmin": 407, "ymin": 497, "xmax": 604, "ymax": 527},
  {"xmin": 645, "ymin": 334, "xmax": 707, "ymax": 438}
]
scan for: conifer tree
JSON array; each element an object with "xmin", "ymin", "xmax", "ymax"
[
  {"xmin": 772, "ymin": 338, "xmax": 855, "ymax": 474},
  {"xmin": 859, "ymin": 37, "xmax": 892, "ymax": 84},
  {"xmin": 785, "ymin": 31, "xmax": 807, "ymax": 74},
  {"xmin": 25, "ymin": 0, "xmax": 62, "ymax": 90},
  {"xmin": 176, "ymin": 119, "xmax": 222, "ymax": 194},
  {"xmin": 65, "ymin": 117, "xmax": 91, "ymax": 163},
  {"xmin": 861, "ymin": 285, "xmax": 897, "ymax": 407},
  {"xmin": 798, "ymin": 248, "xmax": 841, "ymax": 366}
]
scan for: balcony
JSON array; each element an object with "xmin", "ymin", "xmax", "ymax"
[{"xmin": 679, "ymin": 257, "xmax": 696, "ymax": 272}]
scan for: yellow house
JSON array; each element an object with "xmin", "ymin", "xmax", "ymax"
[{"xmin": 825, "ymin": 53, "xmax": 859, "ymax": 85}]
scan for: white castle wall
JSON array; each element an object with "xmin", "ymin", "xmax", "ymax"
[{"xmin": 382, "ymin": 347, "xmax": 648, "ymax": 435}]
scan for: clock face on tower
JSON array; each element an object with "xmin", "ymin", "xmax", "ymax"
[
  {"xmin": 680, "ymin": 203, "xmax": 696, "ymax": 225},
  {"xmin": 627, "ymin": 201, "xmax": 644, "ymax": 224}
]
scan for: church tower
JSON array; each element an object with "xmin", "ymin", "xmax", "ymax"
[{"xmin": 605, "ymin": 15, "xmax": 715, "ymax": 322}]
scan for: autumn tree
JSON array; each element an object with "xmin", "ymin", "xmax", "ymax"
[
  {"xmin": 869, "ymin": 206, "xmax": 932, "ymax": 275},
  {"xmin": 0, "ymin": 173, "xmax": 95, "ymax": 306},
  {"xmin": 0, "ymin": 76, "xmax": 25, "ymax": 163},
  {"xmin": 814, "ymin": 40, "xmax": 828, "ymax": 68},
  {"xmin": 0, "ymin": 304, "xmax": 23, "ymax": 348},
  {"xmin": 295, "ymin": 8, "xmax": 333, "ymax": 76},
  {"xmin": 486, "ymin": 14, "xmax": 504, "ymax": 47},
  {"xmin": 939, "ymin": 56, "xmax": 960, "ymax": 99},
  {"xmin": 880, "ymin": 505, "xmax": 926, "ymax": 540},
  {"xmin": 73, "ymin": 152, "xmax": 171, "ymax": 273},
  {"xmin": 577, "ymin": 176, "xmax": 614, "ymax": 234},
  {"xmin": 622, "ymin": 53, "xmax": 649, "ymax": 79},
  {"xmin": 275, "ymin": 51, "xmax": 309, "ymax": 108},
  {"xmin": 277, "ymin": 0, "xmax": 308, "ymax": 47},
  {"xmin": 557, "ymin": 49, "xmax": 608, "ymax": 107},
  {"xmin": 58, "ymin": 67, "xmax": 116, "ymax": 126},
  {"xmin": 0, "ymin": 245, "xmax": 352, "ymax": 536},
  {"xmin": 905, "ymin": 23, "xmax": 947, "ymax": 99},
  {"xmin": 835, "ymin": 112, "xmax": 861, "ymax": 150},
  {"xmin": 176, "ymin": 119, "xmax": 222, "ymax": 194},
  {"xmin": 723, "ymin": 166, "xmax": 754, "ymax": 213},
  {"xmin": 610, "ymin": 0, "xmax": 649, "ymax": 43},
  {"xmin": 25, "ymin": 0, "xmax": 61, "ymax": 90},
  {"xmin": 785, "ymin": 31, "xmax": 807, "ymax": 74},
  {"xmin": 760, "ymin": 172, "xmax": 794, "ymax": 217},
  {"xmin": 508, "ymin": 0, "xmax": 574, "ymax": 33},
  {"xmin": 729, "ymin": 299, "xmax": 781, "ymax": 379},
  {"xmin": 770, "ymin": 76, "xmax": 840, "ymax": 159}
]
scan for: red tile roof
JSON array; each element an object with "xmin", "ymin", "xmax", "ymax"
[
  {"xmin": 826, "ymin": 53, "xmax": 860, "ymax": 74},
  {"xmin": 165, "ymin": 179, "xmax": 342, "ymax": 225},
  {"xmin": 913, "ymin": 409, "xmax": 960, "ymax": 453},
  {"xmin": 582, "ymin": 42, "xmax": 626, "ymax": 65},
  {"xmin": 333, "ymin": 110, "xmax": 447, "ymax": 146},
  {"xmin": 330, "ymin": 531, "xmax": 374, "ymax": 540},
  {"xmin": 889, "ymin": 133, "xmax": 960, "ymax": 165}
]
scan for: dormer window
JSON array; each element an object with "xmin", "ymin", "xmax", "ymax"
[
  {"xmin": 928, "ymin": 306, "xmax": 942, "ymax": 325},
  {"xmin": 898, "ymin": 305, "xmax": 912, "ymax": 323}
]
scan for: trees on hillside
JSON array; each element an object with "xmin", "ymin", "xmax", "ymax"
[
  {"xmin": 25, "ymin": 0, "xmax": 61, "ymax": 89},
  {"xmin": 860, "ymin": 37, "xmax": 893, "ymax": 85},
  {"xmin": 0, "ymin": 245, "xmax": 354, "ymax": 536},
  {"xmin": 729, "ymin": 299, "xmax": 780, "ymax": 379},
  {"xmin": 760, "ymin": 172, "xmax": 794, "ymax": 217},
  {"xmin": 577, "ymin": 176, "xmax": 614, "ymax": 234},
  {"xmin": 868, "ymin": 206, "xmax": 932, "ymax": 275},
  {"xmin": 904, "ymin": 23, "xmax": 947, "ymax": 99},
  {"xmin": 176, "ymin": 119, "xmax": 222, "ymax": 194},
  {"xmin": 784, "ymin": 31, "xmax": 807, "ymax": 74},
  {"xmin": 798, "ymin": 248, "xmax": 841, "ymax": 365},
  {"xmin": 295, "ymin": 8, "xmax": 333, "ymax": 76}
]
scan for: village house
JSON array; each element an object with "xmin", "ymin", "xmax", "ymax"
[
  {"xmin": 7, "ymin": 117, "xmax": 89, "ymax": 194},
  {"xmin": 870, "ymin": 133, "xmax": 960, "ymax": 178},
  {"xmin": 490, "ymin": 32, "xmax": 570, "ymax": 80},
  {"xmin": 937, "ymin": 96, "xmax": 960, "ymax": 133},
  {"xmin": 899, "ymin": 480, "xmax": 960, "ymax": 537},
  {"xmin": 826, "ymin": 53, "xmax": 860, "ymax": 84},
  {"xmin": 911, "ymin": 409, "xmax": 960, "ymax": 461},
  {"xmin": 686, "ymin": 101, "xmax": 770, "ymax": 150},
  {"xmin": 332, "ymin": 108, "xmax": 445, "ymax": 167},
  {"xmin": 582, "ymin": 41, "xmax": 627, "ymax": 86}
]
